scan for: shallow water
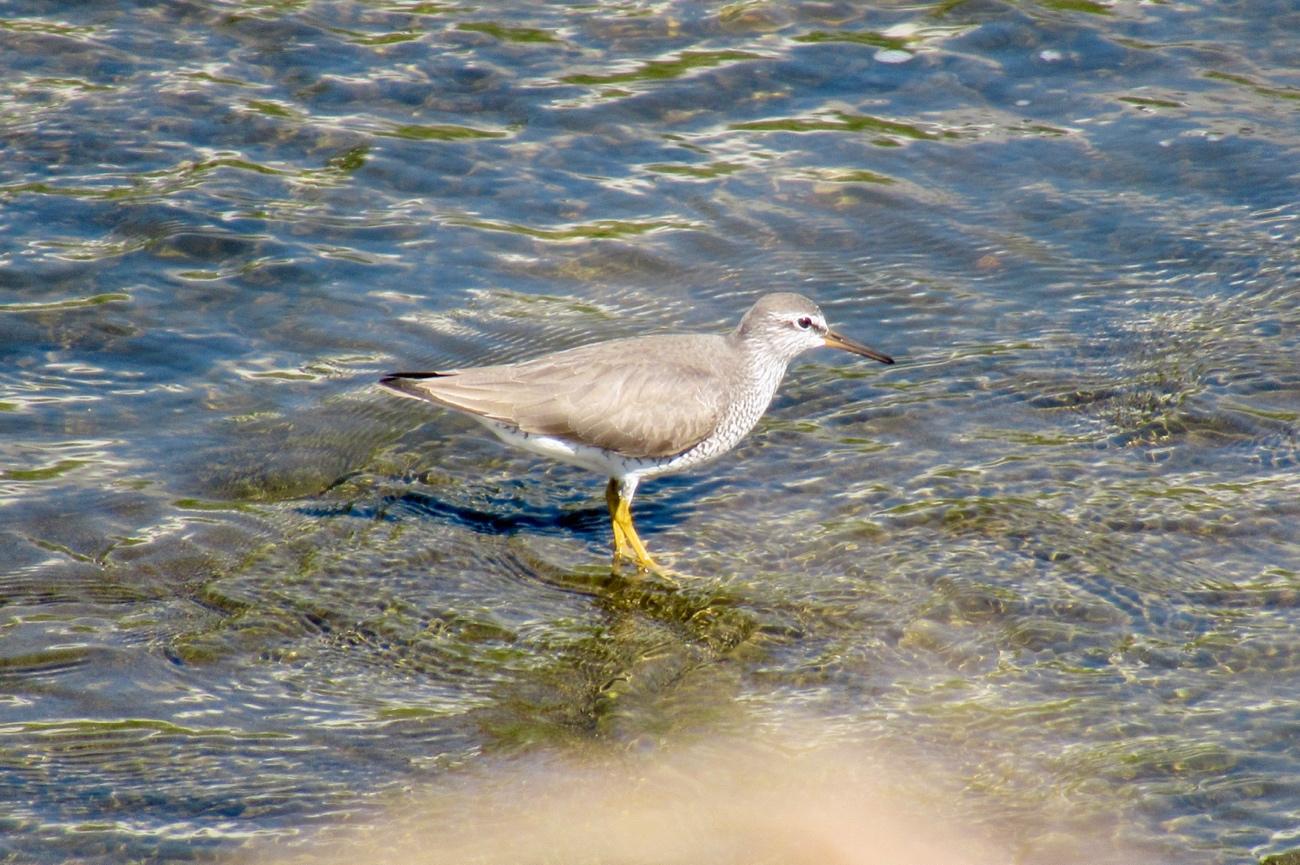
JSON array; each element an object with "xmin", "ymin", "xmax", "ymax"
[{"xmin": 2, "ymin": 1, "xmax": 1298, "ymax": 863}]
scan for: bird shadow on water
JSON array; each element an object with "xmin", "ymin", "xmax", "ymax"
[
  {"xmin": 296, "ymin": 468, "xmax": 766, "ymax": 661},
  {"xmin": 300, "ymin": 469, "xmax": 716, "ymax": 559}
]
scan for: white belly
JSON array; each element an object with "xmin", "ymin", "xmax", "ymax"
[{"xmin": 481, "ymin": 420, "xmax": 646, "ymax": 478}]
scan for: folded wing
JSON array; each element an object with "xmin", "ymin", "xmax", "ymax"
[{"xmin": 380, "ymin": 334, "xmax": 732, "ymax": 459}]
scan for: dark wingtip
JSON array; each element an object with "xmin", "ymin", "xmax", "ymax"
[
  {"xmin": 383, "ymin": 371, "xmax": 446, "ymax": 380},
  {"xmin": 380, "ymin": 371, "xmax": 446, "ymax": 385},
  {"xmin": 378, "ymin": 372, "xmax": 453, "ymax": 401}
]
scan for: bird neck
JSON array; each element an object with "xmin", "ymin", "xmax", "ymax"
[{"xmin": 729, "ymin": 332, "xmax": 791, "ymax": 402}]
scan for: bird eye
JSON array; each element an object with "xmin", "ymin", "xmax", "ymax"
[{"xmin": 797, "ymin": 316, "xmax": 813, "ymax": 329}]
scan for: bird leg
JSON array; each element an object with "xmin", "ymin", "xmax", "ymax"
[
  {"xmin": 604, "ymin": 478, "xmax": 630, "ymax": 558},
  {"xmin": 605, "ymin": 478, "xmax": 655, "ymax": 570}
]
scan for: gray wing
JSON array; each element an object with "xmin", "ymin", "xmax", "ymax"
[{"xmin": 380, "ymin": 334, "xmax": 732, "ymax": 459}]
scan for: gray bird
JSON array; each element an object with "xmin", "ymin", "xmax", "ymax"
[{"xmin": 380, "ymin": 292, "xmax": 893, "ymax": 569}]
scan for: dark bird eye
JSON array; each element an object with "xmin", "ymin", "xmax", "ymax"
[{"xmin": 797, "ymin": 316, "xmax": 813, "ymax": 329}]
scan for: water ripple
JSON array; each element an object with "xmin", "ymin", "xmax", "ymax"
[{"xmin": 2, "ymin": 1, "xmax": 1299, "ymax": 863}]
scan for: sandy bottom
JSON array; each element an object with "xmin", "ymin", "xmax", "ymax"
[{"xmin": 239, "ymin": 722, "xmax": 1136, "ymax": 865}]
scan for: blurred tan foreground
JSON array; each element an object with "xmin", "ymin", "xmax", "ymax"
[{"xmin": 240, "ymin": 725, "xmax": 1126, "ymax": 865}]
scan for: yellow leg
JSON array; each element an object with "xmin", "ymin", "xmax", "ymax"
[
  {"xmin": 605, "ymin": 478, "xmax": 656, "ymax": 570},
  {"xmin": 615, "ymin": 494, "xmax": 656, "ymax": 569},
  {"xmin": 604, "ymin": 479, "xmax": 630, "ymax": 559}
]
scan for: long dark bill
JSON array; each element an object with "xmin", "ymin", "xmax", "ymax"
[{"xmin": 823, "ymin": 330, "xmax": 894, "ymax": 365}]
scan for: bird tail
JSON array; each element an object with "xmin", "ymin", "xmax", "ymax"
[{"xmin": 378, "ymin": 371, "xmax": 450, "ymax": 401}]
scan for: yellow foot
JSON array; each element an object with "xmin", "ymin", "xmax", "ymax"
[
  {"xmin": 611, "ymin": 548, "xmax": 663, "ymax": 573},
  {"xmin": 605, "ymin": 478, "xmax": 658, "ymax": 573}
]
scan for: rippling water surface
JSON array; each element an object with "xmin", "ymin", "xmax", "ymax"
[{"xmin": 2, "ymin": 1, "xmax": 1298, "ymax": 863}]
